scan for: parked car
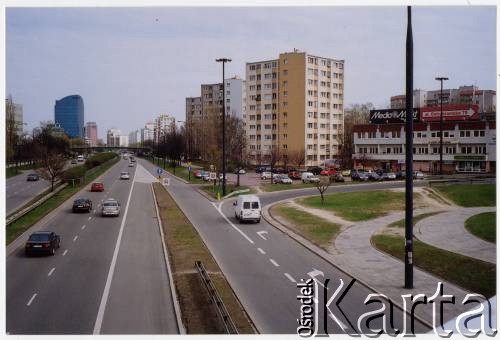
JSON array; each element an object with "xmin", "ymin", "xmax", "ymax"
[
  {"xmin": 333, "ymin": 173, "xmax": 345, "ymax": 182},
  {"xmin": 255, "ymin": 166, "xmax": 270, "ymax": 173},
  {"xmin": 413, "ymin": 171, "xmax": 425, "ymax": 180},
  {"xmin": 91, "ymin": 182, "xmax": 104, "ymax": 192},
  {"xmin": 194, "ymin": 169, "xmax": 203, "ymax": 178},
  {"xmin": 71, "ymin": 159, "xmax": 77, "ymax": 164},
  {"xmin": 352, "ymin": 170, "xmax": 369, "ymax": 181},
  {"xmin": 307, "ymin": 166, "xmax": 323, "ymax": 175},
  {"xmin": 320, "ymin": 168, "xmax": 336, "ymax": 176},
  {"xmin": 26, "ymin": 173, "xmax": 39, "ymax": 181},
  {"xmin": 234, "ymin": 168, "xmax": 246, "ymax": 174},
  {"xmin": 120, "ymin": 171, "xmax": 130, "ymax": 180},
  {"xmin": 260, "ymin": 171, "xmax": 272, "ymax": 180},
  {"xmin": 101, "ymin": 198, "xmax": 120, "ymax": 217},
  {"xmin": 375, "ymin": 169, "xmax": 384, "ymax": 176},
  {"xmin": 288, "ymin": 171, "xmax": 302, "ymax": 180},
  {"xmin": 381, "ymin": 172, "xmax": 397, "ymax": 181},
  {"xmin": 72, "ymin": 197, "xmax": 93, "ymax": 213},
  {"xmin": 25, "ymin": 231, "xmax": 60, "ymax": 256},
  {"xmin": 368, "ymin": 172, "xmax": 382, "ymax": 181},
  {"xmin": 233, "ymin": 194, "xmax": 261, "ymax": 223},
  {"xmin": 274, "ymin": 174, "xmax": 292, "ymax": 184},
  {"xmin": 128, "ymin": 162, "xmax": 134, "ymax": 167},
  {"xmin": 396, "ymin": 171, "xmax": 406, "ymax": 179},
  {"xmin": 341, "ymin": 169, "xmax": 351, "ymax": 177},
  {"xmin": 301, "ymin": 172, "xmax": 320, "ymax": 183},
  {"xmin": 130, "ymin": 157, "xmax": 136, "ymax": 163}
]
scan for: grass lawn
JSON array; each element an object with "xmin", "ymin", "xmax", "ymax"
[
  {"xmin": 372, "ymin": 234, "xmax": 496, "ymax": 297},
  {"xmin": 153, "ymin": 183, "xmax": 254, "ymax": 334},
  {"xmin": 149, "ymin": 157, "xmax": 205, "ymax": 184},
  {"xmin": 272, "ymin": 204, "xmax": 341, "ymax": 249},
  {"xmin": 200, "ymin": 184, "xmax": 254, "ymax": 199},
  {"xmin": 299, "ymin": 190, "xmax": 417, "ymax": 221},
  {"xmin": 388, "ymin": 211, "xmax": 443, "ymax": 228},
  {"xmin": 6, "ymin": 162, "xmax": 42, "ymax": 178},
  {"xmin": 260, "ymin": 182, "xmax": 315, "ymax": 192},
  {"xmin": 433, "ymin": 184, "xmax": 495, "ymax": 207},
  {"xmin": 6, "ymin": 156, "xmax": 119, "ymax": 245},
  {"xmin": 465, "ymin": 212, "xmax": 496, "ymax": 243}
]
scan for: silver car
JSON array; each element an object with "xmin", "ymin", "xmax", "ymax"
[{"xmin": 101, "ymin": 198, "xmax": 120, "ymax": 217}]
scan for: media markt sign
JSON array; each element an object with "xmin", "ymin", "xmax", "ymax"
[
  {"xmin": 454, "ymin": 155, "xmax": 486, "ymax": 161},
  {"xmin": 370, "ymin": 108, "xmax": 420, "ymax": 124}
]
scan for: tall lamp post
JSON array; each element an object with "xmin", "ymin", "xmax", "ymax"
[
  {"xmin": 216, "ymin": 57, "xmax": 231, "ymax": 196},
  {"xmin": 435, "ymin": 77, "xmax": 448, "ymax": 175},
  {"xmin": 404, "ymin": 6, "xmax": 414, "ymax": 289}
]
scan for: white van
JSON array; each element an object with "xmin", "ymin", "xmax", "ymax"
[
  {"xmin": 301, "ymin": 172, "xmax": 320, "ymax": 183},
  {"xmin": 233, "ymin": 194, "xmax": 261, "ymax": 223},
  {"xmin": 77, "ymin": 155, "xmax": 85, "ymax": 162}
]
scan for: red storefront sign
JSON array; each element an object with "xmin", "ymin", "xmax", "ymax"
[{"xmin": 420, "ymin": 104, "xmax": 479, "ymax": 122}]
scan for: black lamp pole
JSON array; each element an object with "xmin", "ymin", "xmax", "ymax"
[
  {"xmin": 435, "ymin": 77, "xmax": 448, "ymax": 175},
  {"xmin": 216, "ymin": 57, "xmax": 231, "ymax": 196},
  {"xmin": 405, "ymin": 6, "xmax": 414, "ymax": 289}
]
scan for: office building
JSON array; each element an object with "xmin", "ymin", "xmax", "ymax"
[{"xmin": 54, "ymin": 95, "xmax": 84, "ymax": 138}]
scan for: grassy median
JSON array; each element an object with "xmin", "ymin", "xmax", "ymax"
[
  {"xmin": 152, "ymin": 183, "xmax": 254, "ymax": 334},
  {"xmin": 388, "ymin": 211, "xmax": 443, "ymax": 228},
  {"xmin": 372, "ymin": 233, "xmax": 496, "ymax": 297},
  {"xmin": 465, "ymin": 212, "xmax": 496, "ymax": 243},
  {"xmin": 260, "ymin": 182, "xmax": 315, "ymax": 192},
  {"xmin": 433, "ymin": 184, "xmax": 495, "ymax": 207},
  {"xmin": 6, "ymin": 156, "xmax": 119, "ymax": 245},
  {"xmin": 299, "ymin": 190, "xmax": 422, "ymax": 221},
  {"xmin": 271, "ymin": 204, "xmax": 341, "ymax": 249}
]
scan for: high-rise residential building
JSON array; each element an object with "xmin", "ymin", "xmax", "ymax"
[
  {"xmin": 106, "ymin": 128, "xmax": 122, "ymax": 147},
  {"xmin": 128, "ymin": 130, "xmax": 140, "ymax": 145},
  {"xmin": 85, "ymin": 122, "xmax": 98, "ymax": 146},
  {"xmin": 153, "ymin": 114, "xmax": 176, "ymax": 143},
  {"xmin": 225, "ymin": 76, "xmax": 246, "ymax": 119},
  {"xmin": 245, "ymin": 50, "xmax": 345, "ymax": 166},
  {"xmin": 119, "ymin": 135, "xmax": 129, "ymax": 147},
  {"xmin": 140, "ymin": 122, "xmax": 155, "ymax": 144},
  {"xmin": 54, "ymin": 95, "xmax": 84, "ymax": 138}
]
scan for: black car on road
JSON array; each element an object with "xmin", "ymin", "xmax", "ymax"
[
  {"xmin": 26, "ymin": 173, "xmax": 39, "ymax": 181},
  {"xmin": 25, "ymin": 231, "xmax": 61, "ymax": 256},
  {"xmin": 72, "ymin": 197, "xmax": 93, "ymax": 213}
]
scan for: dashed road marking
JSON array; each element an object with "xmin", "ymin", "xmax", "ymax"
[
  {"xmin": 88, "ymin": 216, "xmax": 92, "ymax": 221},
  {"xmin": 257, "ymin": 248, "xmax": 266, "ymax": 255},
  {"xmin": 284, "ymin": 273, "xmax": 296, "ymax": 283},
  {"xmin": 73, "ymin": 235, "xmax": 78, "ymax": 242},
  {"xmin": 62, "ymin": 249, "xmax": 68, "ymax": 256},
  {"xmin": 48, "ymin": 267, "xmax": 55, "ymax": 277},
  {"xmin": 82, "ymin": 225, "xmax": 86, "ymax": 230},
  {"xmin": 213, "ymin": 202, "xmax": 254, "ymax": 244},
  {"xmin": 269, "ymin": 258, "xmax": 280, "ymax": 267},
  {"xmin": 26, "ymin": 293, "xmax": 37, "ymax": 306}
]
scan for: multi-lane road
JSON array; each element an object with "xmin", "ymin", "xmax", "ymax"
[
  {"xmin": 6, "ymin": 158, "xmax": 179, "ymax": 334},
  {"xmin": 6, "ymin": 172, "xmax": 51, "ymax": 215}
]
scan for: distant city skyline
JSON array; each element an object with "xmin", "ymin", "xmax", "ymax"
[{"xmin": 6, "ymin": 6, "xmax": 496, "ymax": 139}]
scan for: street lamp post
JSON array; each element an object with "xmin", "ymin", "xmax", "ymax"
[
  {"xmin": 216, "ymin": 57, "xmax": 231, "ymax": 197},
  {"xmin": 435, "ymin": 76, "xmax": 448, "ymax": 175},
  {"xmin": 404, "ymin": 6, "xmax": 414, "ymax": 289}
]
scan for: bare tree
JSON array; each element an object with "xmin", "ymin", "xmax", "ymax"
[
  {"xmin": 288, "ymin": 148, "xmax": 306, "ymax": 169},
  {"xmin": 315, "ymin": 175, "xmax": 332, "ymax": 205},
  {"xmin": 227, "ymin": 116, "xmax": 246, "ymax": 187},
  {"xmin": 268, "ymin": 147, "xmax": 282, "ymax": 184},
  {"xmin": 6, "ymin": 95, "xmax": 19, "ymax": 164},
  {"xmin": 37, "ymin": 153, "xmax": 67, "ymax": 192},
  {"xmin": 340, "ymin": 103, "xmax": 372, "ymax": 169}
]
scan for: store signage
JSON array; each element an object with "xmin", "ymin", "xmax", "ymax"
[
  {"xmin": 369, "ymin": 109, "xmax": 420, "ymax": 124},
  {"xmin": 420, "ymin": 104, "xmax": 479, "ymax": 122},
  {"xmin": 454, "ymin": 155, "xmax": 486, "ymax": 161}
]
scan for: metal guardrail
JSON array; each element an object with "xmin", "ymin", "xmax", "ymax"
[
  {"xmin": 195, "ymin": 260, "xmax": 238, "ymax": 334},
  {"xmin": 428, "ymin": 177, "xmax": 495, "ymax": 187},
  {"xmin": 6, "ymin": 183, "xmax": 68, "ymax": 225}
]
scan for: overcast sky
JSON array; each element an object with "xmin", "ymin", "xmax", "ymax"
[{"xmin": 6, "ymin": 6, "xmax": 496, "ymax": 139}]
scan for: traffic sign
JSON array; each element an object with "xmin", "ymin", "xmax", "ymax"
[
  {"xmin": 209, "ymin": 172, "xmax": 217, "ymax": 180},
  {"xmin": 157, "ymin": 168, "xmax": 163, "ymax": 175},
  {"xmin": 162, "ymin": 177, "xmax": 170, "ymax": 186},
  {"xmin": 188, "ymin": 166, "xmax": 192, "ymax": 172}
]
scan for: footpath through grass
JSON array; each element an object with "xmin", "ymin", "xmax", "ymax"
[
  {"xmin": 299, "ymin": 190, "xmax": 417, "ymax": 221},
  {"xmin": 433, "ymin": 184, "xmax": 495, "ymax": 207},
  {"xmin": 260, "ymin": 182, "xmax": 315, "ymax": 192},
  {"xmin": 465, "ymin": 212, "xmax": 496, "ymax": 243},
  {"xmin": 153, "ymin": 183, "xmax": 254, "ymax": 334},
  {"xmin": 6, "ymin": 156, "xmax": 119, "ymax": 245},
  {"xmin": 372, "ymin": 234, "xmax": 496, "ymax": 297},
  {"xmin": 388, "ymin": 211, "xmax": 443, "ymax": 228},
  {"xmin": 272, "ymin": 204, "xmax": 341, "ymax": 249}
]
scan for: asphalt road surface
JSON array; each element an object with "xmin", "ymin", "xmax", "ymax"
[
  {"xmin": 6, "ymin": 172, "xmax": 51, "ymax": 215},
  {"xmin": 6, "ymin": 159, "xmax": 178, "ymax": 334},
  {"xmin": 139, "ymin": 158, "xmax": 430, "ymax": 335}
]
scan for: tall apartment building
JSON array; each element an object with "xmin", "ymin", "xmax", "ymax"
[
  {"xmin": 245, "ymin": 50, "xmax": 345, "ymax": 166},
  {"xmin": 85, "ymin": 122, "xmax": 98, "ymax": 146},
  {"xmin": 140, "ymin": 122, "xmax": 155, "ymax": 144},
  {"xmin": 153, "ymin": 114, "xmax": 176, "ymax": 143},
  {"xmin": 128, "ymin": 130, "xmax": 140, "ymax": 145},
  {"xmin": 106, "ymin": 128, "xmax": 121, "ymax": 147}
]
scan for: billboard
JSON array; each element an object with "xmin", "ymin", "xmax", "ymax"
[
  {"xmin": 420, "ymin": 104, "xmax": 479, "ymax": 122},
  {"xmin": 369, "ymin": 108, "xmax": 420, "ymax": 124}
]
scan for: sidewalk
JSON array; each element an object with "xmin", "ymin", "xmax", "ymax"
[{"xmin": 415, "ymin": 207, "xmax": 496, "ymax": 263}]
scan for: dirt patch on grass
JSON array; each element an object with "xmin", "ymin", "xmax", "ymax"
[{"xmin": 153, "ymin": 183, "xmax": 255, "ymax": 334}]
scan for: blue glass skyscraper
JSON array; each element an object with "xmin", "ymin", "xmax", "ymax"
[{"xmin": 54, "ymin": 95, "xmax": 84, "ymax": 138}]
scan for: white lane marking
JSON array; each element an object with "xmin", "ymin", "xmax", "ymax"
[
  {"xmin": 93, "ymin": 209, "xmax": 96, "ymax": 213},
  {"xmin": 81, "ymin": 225, "xmax": 86, "ymax": 230},
  {"xmin": 213, "ymin": 202, "xmax": 254, "ymax": 244},
  {"xmin": 257, "ymin": 230, "xmax": 268, "ymax": 240},
  {"xmin": 93, "ymin": 167, "xmax": 137, "ymax": 334},
  {"xmin": 26, "ymin": 293, "xmax": 37, "ymax": 306},
  {"xmin": 257, "ymin": 247, "xmax": 266, "ymax": 255},
  {"xmin": 88, "ymin": 216, "xmax": 92, "ymax": 221},
  {"xmin": 73, "ymin": 235, "xmax": 78, "ymax": 242},
  {"xmin": 269, "ymin": 258, "xmax": 280, "ymax": 267},
  {"xmin": 48, "ymin": 267, "xmax": 55, "ymax": 277},
  {"xmin": 284, "ymin": 273, "xmax": 296, "ymax": 283},
  {"xmin": 308, "ymin": 268, "xmax": 328, "ymax": 290},
  {"xmin": 62, "ymin": 249, "xmax": 68, "ymax": 256}
]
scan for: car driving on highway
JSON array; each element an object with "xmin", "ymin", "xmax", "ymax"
[
  {"xmin": 26, "ymin": 173, "xmax": 39, "ymax": 181},
  {"xmin": 72, "ymin": 197, "xmax": 93, "ymax": 213},
  {"xmin": 101, "ymin": 198, "xmax": 120, "ymax": 217},
  {"xmin": 91, "ymin": 182, "xmax": 104, "ymax": 192},
  {"xmin": 25, "ymin": 231, "xmax": 60, "ymax": 256},
  {"xmin": 120, "ymin": 171, "xmax": 130, "ymax": 180}
]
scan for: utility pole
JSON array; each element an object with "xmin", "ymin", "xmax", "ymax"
[
  {"xmin": 216, "ymin": 57, "xmax": 231, "ymax": 196},
  {"xmin": 435, "ymin": 76, "xmax": 448, "ymax": 175},
  {"xmin": 405, "ymin": 6, "xmax": 414, "ymax": 289}
]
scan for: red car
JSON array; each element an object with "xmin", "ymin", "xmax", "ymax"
[
  {"xmin": 320, "ymin": 168, "xmax": 337, "ymax": 176},
  {"xmin": 91, "ymin": 182, "xmax": 104, "ymax": 192},
  {"xmin": 288, "ymin": 171, "xmax": 301, "ymax": 180}
]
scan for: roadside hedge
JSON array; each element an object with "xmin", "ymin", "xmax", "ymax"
[
  {"xmin": 63, "ymin": 165, "xmax": 87, "ymax": 181},
  {"xmin": 84, "ymin": 152, "xmax": 116, "ymax": 169}
]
